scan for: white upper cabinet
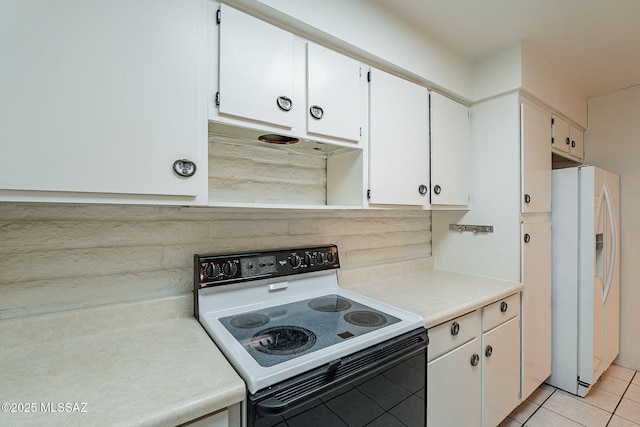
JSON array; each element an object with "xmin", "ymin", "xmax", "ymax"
[
  {"xmin": 521, "ymin": 99, "xmax": 552, "ymax": 213},
  {"xmin": 0, "ymin": 0, "xmax": 207, "ymax": 204},
  {"xmin": 552, "ymin": 114, "xmax": 584, "ymax": 161},
  {"xmin": 368, "ymin": 68, "xmax": 429, "ymax": 206},
  {"xmin": 218, "ymin": 5, "xmax": 295, "ymax": 129},
  {"xmin": 213, "ymin": 5, "xmax": 363, "ymax": 147},
  {"xmin": 306, "ymin": 43, "xmax": 361, "ymax": 142},
  {"xmin": 430, "ymin": 92, "xmax": 470, "ymax": 206}
]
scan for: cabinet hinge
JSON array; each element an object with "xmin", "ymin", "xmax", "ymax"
[
  {"xmin": 367, "ymin": 71, "xmax": 371, "ymax": 83},
  {"xmin": 367, "ymin": 189, "xmax": 371, "ymax": 199},
  {"xmin": 551, "ymin": 137, "xmax": 555, "ymax": 145},
  {"xmin": 215, "ymin": 92, "xmax": 220, "ymax": 106},
  {"xmin": 216, "ymin": 8, "xmax": 221, "ymax": 24},
  {"xmin": 360, "ymin": 127, "xmax": 362, "ymax": 137},
  {"xmin": 551, "ymin": 117, "xmax": 555, "ymax": 126}
]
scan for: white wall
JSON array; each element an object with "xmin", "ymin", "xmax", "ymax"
[
  {"xmin": 472, "ymin": 42, "xmax": 588, "ymax": 128},
  {"xmin": 0, "ymin": 203, "xmax": 431, "ymax": 320},
  {"xmin": 586, "ymin": 84, "xmax": 640, "ymax": 371}
]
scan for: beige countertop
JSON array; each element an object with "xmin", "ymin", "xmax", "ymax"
[
  {"xmin": 0, "ymin": 295, "xmax": 246, "ymax": 427},
  {"xmin": 339, "ymin": 258, "xmax": 523, "ymax": 328},
  {"xmin": 0, "ymin": 257, "xmax": 520, "ymax": 426}
]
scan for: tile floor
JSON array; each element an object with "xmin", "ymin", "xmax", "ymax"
[{"xmin": 499, "ymin": 365, "xmax": 640, "ymax": 426}]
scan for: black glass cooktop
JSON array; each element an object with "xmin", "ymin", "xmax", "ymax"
[{"xmin": 218, "ymin": 294, "xmax": 400, "ymax": 367}]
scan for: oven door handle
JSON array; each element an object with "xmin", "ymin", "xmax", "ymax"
[
  {"xmin": 255, "ymin": 397, "xmax": 290, "ymax": 416},
  {"xmin": 254, "ymin": 330, "xmax": 427, "ymax": 417}
]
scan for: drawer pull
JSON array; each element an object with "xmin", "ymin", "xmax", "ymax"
[
  {"xmin": 485, "ymin": 345, "xmax": 493, "ymax": 357},
  {"xmin": 500, "ymin": 301, "xmax": 508, "ymax": 313},
  {"xmin": 450, "ymin": 322, "xmax": 460, "ymax": 336},
  {"xmin": 470, "ymin": 353, "xmax": 480, "ymax": 366}
]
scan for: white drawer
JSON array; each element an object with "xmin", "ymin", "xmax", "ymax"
[
  {"xmin": 482, "ymin": 293, "xmax": 520, "ymax": 332},
  {"xmin": 428, "ymin": 310, "xmax": 480, "ymax": 361}
]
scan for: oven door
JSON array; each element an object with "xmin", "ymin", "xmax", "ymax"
[{"xmin": 248, "ymin": 328, "xmax": 427, "ymax": 427}]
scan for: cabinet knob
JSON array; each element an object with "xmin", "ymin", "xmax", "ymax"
[
  {"xmin": 309, "ymin": 105, "xmax": 324, "ymax": 119},
  {"xmin": 485, "ymin": 345, "xmax": 493, "ymax": 357},
  {"xmin": 500, "ymin": 301, "xmax": 508, "ymax": 313},
  {"xmin": 433, "ymin": 185, "xmax": 442, "ymax": 195},
  {"xmin": 418, "ymin": 184, "xmax": 428, "ymax": 195},
  {"xmin": 172, "ymin": 159, "xmax": 196, "ymax": 177},
  {"xmin": 524, "ymin": 194, "xmax": 531, "ymax": 204},
  {"xmin": 470, "ymin": 353, "xmax": 480, "ymax": 366},
  {"xmin": 524, "ymin": 233, "xmax": 531, "ymax": 243},
  {"xmin": 566, "ymin": 137, "xmax": 571, "ymax": 145},
  {"xmin": 276, "ymin": 96, "xmax": 293, "ymax": 111},
  {"xmin": 571, "ymin": 139, "xmax": 576, "ymax": 148},
  {"xmin": 450, "ymin": 321, "xmax": 460, "ymax": 336}
]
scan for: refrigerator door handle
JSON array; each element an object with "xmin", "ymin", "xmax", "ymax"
[{"xmin": 602, "ymin": 183, "xmax": 617, "ymax": 304}]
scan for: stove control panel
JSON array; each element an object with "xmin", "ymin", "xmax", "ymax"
[{"xmin": 195, "ymin": 245, "xmax": 340, "ymax": 289}]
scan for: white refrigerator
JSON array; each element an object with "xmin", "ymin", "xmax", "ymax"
[{"xmin": 547, "ymin": 165, "xmax": 620, "ymax": 396}]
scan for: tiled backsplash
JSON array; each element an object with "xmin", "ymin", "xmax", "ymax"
[{"xmin": 0, "ymin": 203, "xmax": 431, "ymax": 320}]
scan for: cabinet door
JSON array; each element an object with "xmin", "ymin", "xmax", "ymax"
[
  {"xmin": 521, "ymin": 222, "xmax": 552, "ymax": 399},
  {"xmin": 427, "ymin": 338, "xmax": 481, "ymax": 426},
  {"xmin": 430, "ymin": 92, "xmax": 470, "ymax": 206},
  {"xmin": 569, "ymin": 126, "xmax": 584, "ymax": 160},
  {"xmin": 368, "ymin": 68, "xmax": 429, "ymax": 206},
  {"xmin": 482, "ymin": 317, "xmax": 521, "ymax": 427},
  {"xmin": 521, "ymin": 100, "xmax": 552, "ymax": 213},
  {"xmin": 0, "ymin": 0, "xmax": 206, "ymax": 200},
  {"xmin": 307, "ymin": 42, "xmax": 361, "ymax": 142},
  {"xmin": 551, "ymin": 115, "xmax": 570, "ymax": 154},
  {"xmin": 552, "ymin": 115, "xmax": 584, "ymax": 161},
  {"xmin": 218, "ymin": 5, "xmax": 295, "ymax": 129}
]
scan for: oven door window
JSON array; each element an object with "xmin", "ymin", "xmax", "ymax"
[{"xmin": 248, "ymin": 329, "xmax": 427, "ymax": 427}]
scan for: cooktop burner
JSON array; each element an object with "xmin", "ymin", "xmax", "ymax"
[
  {"xmin": 218, "ymin": 294, "xmax": 400, "ymax": 367},
  {"xmin": 308, "ymin": 296, "xmax": 352, "ymax": 312},
  {"xmin": 251, "ymin": 326, "xmax": 317, "ymax": 355},
  {"xmin": 344, "ymin": 310, "xmax": 387, "ymax": 327},
  {"xmin": 230, "ymin": 313, "xmax": 270, "ymax": 329}
]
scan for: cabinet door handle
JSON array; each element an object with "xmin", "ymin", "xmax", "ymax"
[
  {"xmin": 450, "ymin": 321, "xmax": 460, "ymax": 336},
  {"xmin": 309, "ymin": 105, "xmax": 324, "ymax": 119},
  {"xmin": 276, "ymin": 96, "xmax": 293, "ymax": 111},
  {"xmin": 433, "ymin": 185, "xmax": 442, "ymax": 195},
  {"xmin": 485, "ymin": 345, "xmax": 493, "ymax": 357},
  {"xmin": 524, "ymin": 233, "xmax": 531, "ymax": 243},
  {"xmin": 470, "ymin": 353, "xmax": 480, "ymax": 366},
  {"xmin": 173, "ymin": 159, "xmax": 196, "ymax": 177},
  {"xmin": 418, "ymin": 184, "xmax": 428, "ymax": 195},
  {"xmin": 500, "ymin": 301, "xmax": 508, "ymax": 313},
  {"xmin": 524, "ymin": 194, "xmax": 531, "ymax": 204},
  {"xmin": 566, "ymin": 137, "xmax": 571, "ymax": 145},
  {"xmin": 571, "ymin": 139, "xmax": 576, "ymax": 148}
]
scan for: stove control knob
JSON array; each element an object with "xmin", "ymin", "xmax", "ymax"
[
  {"xmin": 315, "ymin": 252, "xmax": 324, "ymax": 264},
  {"xmin": 304, "ymin": 253, "xmax": 313, "ymax": 266},
  {"xmin": 289, "ymin": 255, "xmax": 302, "ymax": 268},
  {"xmin": 222, "ymin": 261, "xmax": 238, "ymax": 276},
  {"xmin": 205, "ymin": 263, "xmax": 220, "ymax": 279},
  {"xmin": 326, "ymin": 251, "xmax": 336, "ymax": 264}
]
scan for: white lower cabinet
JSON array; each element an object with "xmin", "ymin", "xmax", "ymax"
[
  {"xmin": 184, "ymin": 403, "xmax": 242, "ymax": 427},
  {"xmin": 185, "ymin": 409, "xmax": 228, "ymax": 427},
  {"xmin": 428, "ymin": 294, "xmax": 521, "ymax": 426},
  {"xmin": 428, "ymin": 337, "xmax": 481, "ymax": 426},
  {"xmin": 482, "ymin": 317, "xmax": 521, "ymax": 426}
]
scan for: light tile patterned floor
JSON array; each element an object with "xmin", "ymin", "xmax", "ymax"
[{"xmin": 499, "ymin": 365, "xmax": 640, "ymax": 426}]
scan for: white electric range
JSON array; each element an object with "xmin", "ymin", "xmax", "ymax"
[{"xmin": 194, "ymin": 245, "xmax": 427, "ymax": 427}]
